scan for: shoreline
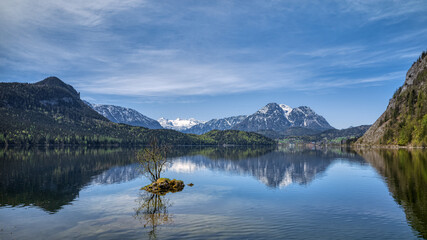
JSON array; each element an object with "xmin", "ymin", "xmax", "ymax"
[{"xmin": 352, "ymin": 144, "xmax": 426, "ymax": 149}]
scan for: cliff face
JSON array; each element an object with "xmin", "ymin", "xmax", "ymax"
[{"xmin": 357, "ymin": 52, "xmax": 427, "ymax": 146}]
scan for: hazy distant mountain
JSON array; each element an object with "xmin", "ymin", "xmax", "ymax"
[
  {"xmin": 257, "ymin": 127, "xmax": 324, "ymax": 139},
  {"xmin": 280, "ymin": 125, "xmax": 371, "ymax": 143},
  {"xmin": 158, "ymin": 117, "xmax": 205, "ymax": 131},
  {"xmin": 233, "ymin": 103, "xmax": 333, "ymax": 133},
  {"xmin": 85, "ymin": 102, "xmax": 162, "ymax": 129},
  {"xmin": 184, "ymin": 115, "xmax": 247, "ymax": 134}
]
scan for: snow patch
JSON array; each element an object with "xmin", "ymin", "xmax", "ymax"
[
  {"xmin": 279, "ymin": 104, "xmax": 293, "ymax": 117},
  {"xmin": 258, "ymin": 106, "xmax": 270, "ymax": 114},
  {"xmin": 158, "ymin": 117, "xmax": 206, "ymax": 131}
]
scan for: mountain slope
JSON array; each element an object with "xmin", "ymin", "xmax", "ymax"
[
  {"xmin": 357, "ymin": 51, "xmax": 427, "ymax": 146},
  {"xmin": 233, "ymin": 103, "xmax": 333, "ymax": 133},
  {"xmin": 199, "ymin": 130, "xmax": 277, "ymax": 145},
  {"xmin": 86, "ymin": 102, "xmax": 162, "ymax": 129},
  {"xmin": 0, "ymin": 77, "xmax": 275, "ymax": 146},
  {"xmin": 287, "ymin": 106, "xmax": 332, "ymax": 129},
  {"xmin": 279, "ymin": 125, "xmax": 370, "ymax": 143},
  {"xmin": 184, "ymin": 115, "xmax": 247, "ymax": 134}
]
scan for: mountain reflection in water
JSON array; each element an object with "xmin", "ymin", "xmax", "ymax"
[
  {"xmin": 169, "ymin": 149, "xmax": 366, "ymax": 188},
  {"xmin": 0, "ymin": 146, "xmax": 426, "ymax": 239},
  {"xmin": 0, "ymin": 147, "xmax": 363, "ymax": 213}
]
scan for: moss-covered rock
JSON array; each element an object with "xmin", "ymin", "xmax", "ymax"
[{"xmin": 142, "ymin": 178, "xmax": 185, "ymax": 195}]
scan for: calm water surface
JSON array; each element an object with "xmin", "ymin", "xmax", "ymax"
[{"xmin": 0, "ymin": 147, "xmax": 426, "ymax": 239}]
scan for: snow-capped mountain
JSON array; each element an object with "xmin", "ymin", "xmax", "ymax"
[
  {"xmin": 167, "ymin": 103, "xmax": 333, "ymax": 135},
  {"xmin": 233, "ymin": 103, "xmax": 333, "ymax": 132},
  {"xmin": 85, "ymin": 100, "xmax": 333, "ymax": 134},
  {"xmin": 287, "ymin": 106, "xmax": 332, "ymax": 129},
  {"xmin": 234, "ymin": 103, "xmax": 293, "ymax": 132},
  {"xmin": 158, "ymin": 117, "xmax": 205, "ymax": 131},
  {"xmin": 183, "ymin": 115, "xmax": 247, "ymax": 134},
  {"xmin": 85, "ymin": 101, "xmax": 162, "ymax": 129}
]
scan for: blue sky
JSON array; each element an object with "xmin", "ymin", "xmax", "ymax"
[{"xmin": 1, "ymin": 0, "xmax": 426, "ymax": 129}]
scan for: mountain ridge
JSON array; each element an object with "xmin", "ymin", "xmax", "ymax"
[
  {"xmin": 85, "ymin": 102, "xmax": 162, "ymax": 129},
  {"xmin": 181, "ymin": 103, "xmax": 333, "ymax": 136},
  {"xmin": 184, "ymin": 115, "xmax": 247, "ymax": 134}
]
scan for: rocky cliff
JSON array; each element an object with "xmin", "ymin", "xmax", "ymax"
[{"xmin": 357, "ymin": 51, "xmax": 427, "ymax": 146}]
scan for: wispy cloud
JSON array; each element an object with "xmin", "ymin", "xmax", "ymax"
[
  {"xmin": 0, "ymin": 0, "xmax": 143, "ymax": 27},
  {"xmin": 0, "ymin": 0, "xmax": 426, "ymax": 98},
  {"xmin": 386, "ymin": 29, "xmax": 427, "ymax": 44},
  {"xmin": 75, "ymin": 55, "xmax": 306, "ymax": 96},
  {"xmin": 294, "ymin": 71, "xmax": 406, "ymax": 91},
  {"xmin": 289, "ymin": 45, "xmax": 422, "ymax": 70},
  {"xmin": 339, "ymin": 0, "xmax": 427, "ymax": 22},
  {"xmin": 298, "ymin": 46, "xmax": 365, "ymax": 58}
]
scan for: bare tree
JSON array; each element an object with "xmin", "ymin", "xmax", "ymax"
[{"xmin": 137, "ymin": 137, "xmax": 169, "ymax": 182}]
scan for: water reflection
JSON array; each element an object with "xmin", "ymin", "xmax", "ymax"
[
  {"xmin": 358, "ymin": 149, "xmax": 427, "ymax": 239},
  {"xmin": 91, "ymin": 163, "xmax": 141, "ymax": 185},
  {"xmin": 0, "ymin": 147, "xmax": 364, "ymax": 213},
  {"xmin": 0, "ymin": 146, "xmax": 426, "ymax": 239},
  {"xmin": 134, "ymin": 191, "xmax": 172, "ymax": 240},
  {"xmin": 0, "ymin": 148, "xmax": 135, "ymax": 213},
  {"xmin": 0, "ymin": 147, "xmax": 277, "ymax": 213},
  {"xmin": 170, "ymin": 149, "xmax": 365, "ymax": 188}
]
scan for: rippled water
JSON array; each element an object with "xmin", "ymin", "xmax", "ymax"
[{"xmin": 0, "ymin": 147, "xmax": 426, "ymax": 239}]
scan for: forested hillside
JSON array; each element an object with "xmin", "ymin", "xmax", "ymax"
[
  {"xmin": 0, "ymin": 77, "xmax": 275, "ymax": 146},
  {"xmin": 357, "ymin": 51, "xmax": 427, "ymax": 146}
]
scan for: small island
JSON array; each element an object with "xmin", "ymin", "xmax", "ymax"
[
  {"xmin": 142, "ymin": 178, "xmax": 185, "ymax": 195},
  {"xmin": 137, "ymin": 139, "xmax": 187, "ymax": 195}
]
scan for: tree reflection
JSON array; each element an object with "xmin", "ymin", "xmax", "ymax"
[
  {"xmin": 134, "ymin": 191, "xmax": 173, "ymax": 239},
  {"xmin": 0, "ymin": 148, "xmax": 134, "ymax": 213},
  {"xmin": 358, "ymin": 149, "xmax": 427, "ymax": 239}
]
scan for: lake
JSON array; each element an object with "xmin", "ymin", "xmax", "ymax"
[{"xmin": 0, "ymin": 146, "xmax": 426, "ymax": 239}]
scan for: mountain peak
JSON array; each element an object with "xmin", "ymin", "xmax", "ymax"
[
  {"xmin": 279, "ymin": 104, "xmax": 293, "ymax": 117},
  {"xmin": 36, "ymin": 76, "xmax": 66, "ymax": 87},
  {"xmin": 257, "ymin": 103, "xmax": 281, "ymax": 114},
  {"xmin": 234, "ymin": 102, "xmax": 333, "ymax": 132},
  {"xmin": 35, "ymin": 77, "xmax": 79, "ymax": 96}
]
